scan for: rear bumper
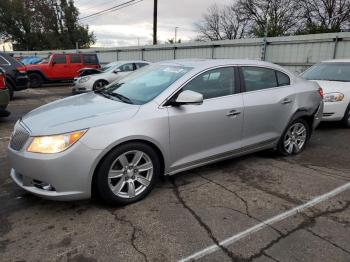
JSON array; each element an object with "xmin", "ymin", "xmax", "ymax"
[
  {"xmin": 313, "ymin": 101, "xmax": 324, "ymax": 129},
  {"xmin": 14, "ymin": 76, "xmax": 29, "ymax": 91},
  {"xmin": 0, "ymin": 89, "xmax": 10, "ymax": 107}
]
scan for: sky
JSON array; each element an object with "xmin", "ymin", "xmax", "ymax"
[{"xmin": 75, "ymin": 0, "xmax": 232, "ymax": 47}]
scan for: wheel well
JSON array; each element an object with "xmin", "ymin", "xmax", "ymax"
[
  {"xmin": 27, "ymin": 71, "xmax": 46, "ymax": 81},
  {"xmin": 298, "ymin": 115, "xmax": 314, "ymax": 138},
  {"xmin": 91, "ymin": 139, "xmax": 165, "ymax": 198}
]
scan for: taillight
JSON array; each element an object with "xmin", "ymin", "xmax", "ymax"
[
  {"xmin": 16, "ymin": 66, "xmax": 27, "ymax": 74},
  {"xmin": 318, "ymin": 87, "xmax": 324, "ymax": 98}
]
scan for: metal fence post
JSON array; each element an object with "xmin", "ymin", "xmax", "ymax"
[
  {"xmin": 116, "ymin": 50, "xmax": 119, "ymax": 61},
  {"xmin": 333, "ymin": 36, "xmax": 339, "ymax": 59},
  {"xmin": 173, "ymin": 46, "xmax": 177, "ymax": 59}
]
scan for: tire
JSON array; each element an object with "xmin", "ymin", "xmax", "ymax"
[
  {"xmin": 341, "ymin": 104, "xmax": 350, "ymax": 128},
  {"xmin": 29, "ymin": 72, "xmax": 43, "ymax": 88},
  {"xmin": 6, "ymin": 81, "xmax": 14, "ymax": 100},
  {"xmin": 93, "ymin": 80, "xmax": 108, "ymax": 91},
  {"xmin": 94, "ymin": 142, "xmax": 161, "ymax": 205},
  {"xmin": 277, "ymin": 118, "xmax": 310, "ymax": 156}
]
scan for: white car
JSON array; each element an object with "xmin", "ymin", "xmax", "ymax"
[
  {"xmin": 72, "ymin": 60, "xmax": 150, "ymax": 94},
  {"xmin": 302, "ymin": 59, "xmax": 350, "ymax": 127}
]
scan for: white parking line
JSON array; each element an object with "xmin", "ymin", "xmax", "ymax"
[
  {"xmin": 178, "ymin": 182, "xmax": 350, "ymax": 262},
  {"xmin": 0, "ymin": 137, "xmax": 10, "ymax": 141}
]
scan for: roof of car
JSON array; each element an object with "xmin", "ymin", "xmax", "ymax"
[
  {"xmin": 157, "ymin": 59, "xmax": 287, "ymax": 71},
  {"xmin": 321, "ymin": 59, "xmax": 350, "ymax": 63}
]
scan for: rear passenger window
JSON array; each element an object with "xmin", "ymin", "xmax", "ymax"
[
  {"xmin": 70, "ymin": 55, "xmax": 82, "ymax": 64},
  {"xmin": 83, "ymin": 54, "xmax": 98, "ymax": 65},
  {"xmin": 276, "ymin": 71, "xmax": 290, "ymax": 86},
  {"xmin": 182, "ymin": 67, "xmax": 235, "ymax": 99},
  {"xmin": 53, "ymin": 55, "xmax": 67, "ymax": 64},
  {"xmin": 242, "ymin": 67, "xmax": 277, "ymax": 92}
]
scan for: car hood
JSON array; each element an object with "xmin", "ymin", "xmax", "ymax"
[
  {"xmin": 311, "ymin": 80, "xmax": 350, "ymax": 94},
  {"xmin": 21, "ymin": 92, "xmax": 140, "ymax": 136}
]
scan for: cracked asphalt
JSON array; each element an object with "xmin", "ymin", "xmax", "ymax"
[{"xmin": 0, "ymin": 86, "xmax": 349, "ymax": 262}]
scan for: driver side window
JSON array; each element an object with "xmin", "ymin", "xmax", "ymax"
[{"xmin": 182, "ymin": 67, "xmax": 235, "ymax": 100}]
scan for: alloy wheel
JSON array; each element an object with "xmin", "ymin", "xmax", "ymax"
[
  {"xmin": 108, "ymin": 150, "xmax": 153, "ymax": 199},
  {"xmin": 283, "ymin": 122, "xmax": 307, "ymax": 154}
]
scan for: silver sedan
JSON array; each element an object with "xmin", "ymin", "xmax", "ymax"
[{"xmin": 8, "ymin": 59, "xmax": 323, "ymax": 205}]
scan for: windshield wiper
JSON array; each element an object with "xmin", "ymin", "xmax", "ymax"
[{"xmin": 107, "ymin": 92, "xmax": 134, "ymax": 104}]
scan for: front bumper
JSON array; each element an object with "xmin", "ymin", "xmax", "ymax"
[
  {"xmin": 71, "ymin": 79, "xmax": 92, "ymax": 94},
  {"xmin": 322, "ymin": 100, "xmax": 348, "ymax": 121},
  {"xmin": 8, "ymin": 140, "xmax": 102, "ymax": 201}
]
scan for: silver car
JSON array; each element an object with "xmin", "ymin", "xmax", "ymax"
[
  {"xmin": 72, "ymin": 60, "xmax": 150, "ymax": 94},
  {"xmin": 8, "ymin": 59, "xmax": 323, "ymax": 205}
]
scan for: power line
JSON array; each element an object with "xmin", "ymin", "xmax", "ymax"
[{"xmin": 78, "ymin": 0, "xmax": 143, "ymax": 21}]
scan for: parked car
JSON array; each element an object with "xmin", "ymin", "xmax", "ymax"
[
  {"xmin": 8, "ymin": 59, "xmax": 323, "ymax": 204},
  {"xmin": 302, "ymin": 59, "xmax": 350, "ymax": 127},
  {"xmin": 0, "ymin": 52, "xmax": 29, "ymax": 99},
  {"xmin": 0, "ymin": 67, "xmax": 10, "ymax": 117},
  {"xmin": 26, "ymin": 53, "xmax": 100, "ymax": 88},
  {"xmin": 72, "ymin": 60, "xmax": 150, "ymax": 94}
]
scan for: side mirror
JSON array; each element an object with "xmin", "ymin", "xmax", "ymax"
[
  {"xmin": 172, "ymin": 90, "xmax": 203, "ymax": 106},
  {"xmin": 113, "ymin": 69, "xmax": 121, "ymax": 74},
  {"xmin": 51, "ymin": 61, "xmax": 56, "ymax": 66}
]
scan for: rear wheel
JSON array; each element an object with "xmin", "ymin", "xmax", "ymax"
[
  {"xmin": 6, "ymin": 81, "xmax": 14, "ymax": 100},
  {"xmin": 29, "ymin": 72, "xmax": 43, "ymax": 88},
  {"xmin": 341, "ymin": 104, "xmax": 350, "ymax": 128},
  {"xmin": 93, "ymin": 80, "xmax": 108, "ymax": 91},
  {"xmin": 277, "ymin": 118, "xmax": 310, "ymax": 156},
  {"xmin": 95, "ymin": 142, "xmax": 160, "ymax": 205}
]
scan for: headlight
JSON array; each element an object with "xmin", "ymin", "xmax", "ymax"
[
  {"xmin": 27, "ymin": 130, "xmax": 87, "ymax": 154},
  {"xmin": 79, "ymin": 76, "xmax": 91, "ymax": 83},
  {"xmin": 324, "ymin": 92, "xmax": 344, "ymax": 102}
]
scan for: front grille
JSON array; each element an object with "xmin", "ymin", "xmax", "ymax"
[{"xmin": 10, "ymin": 123, "xmax": 30, "ymax": 151}]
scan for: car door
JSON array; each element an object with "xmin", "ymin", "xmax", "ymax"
[
  {"xmin": 167, "ymin": 66, "xmax": 244, "ymax": 172},
  {"xmin": 50, "ymin": 54, "xmax": 71, "ymax": 79},
  {"xmin": 239, "ymin": 66, "xmax": 295, "ymax": 148}
]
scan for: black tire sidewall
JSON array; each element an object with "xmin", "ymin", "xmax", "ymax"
[
  {"xmin": 95, "ymin": 142, "xmax": 161, "ymax": 205},
  {"xmin": 93, "ymin": 80, "xmax": 107, "ymax": 91},
  {"xmin": 342, "ymin": 103, "xmax": 350, "ymax": 128},
  {"xmin": 278, "ymin": 118, "xmax": 310, "ymax": 156},
  {"xmin": 29, "ymin": 73, "xmax": 43, "ymax": 88}
]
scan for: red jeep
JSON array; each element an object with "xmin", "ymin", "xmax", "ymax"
[{"xmin": 26, "ymin": 53, "xmax": 100, "ymax": 88}]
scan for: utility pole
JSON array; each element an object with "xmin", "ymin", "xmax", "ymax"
[
  {"xmin": 153, "ymin": 0, "xmax": 158, "ymax": 45},
  {"xmin": 174, "ymin": 27, "xmax": 179, "ymax": 43}
]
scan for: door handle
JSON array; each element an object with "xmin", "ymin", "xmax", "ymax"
[
  {"xmin": 226, "ymin": 109, "xmax": 241, "ymax": 117},
  {"xmin": 281, "ymin": 98, "xmax": 292, "ymax": 104}
]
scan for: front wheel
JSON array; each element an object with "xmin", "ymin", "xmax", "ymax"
[
  {"xmin": 93, "ymin": 80, "xmax": 108, "ymax": 91},
  {"xmin": 277, "ymin": 119, "xmax": 310, "ymax": 156},
  {"xmin": 95, "ymin": 142, "xmax": 161, "ymax": 205}
]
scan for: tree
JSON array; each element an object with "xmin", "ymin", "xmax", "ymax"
[
  {"xmin": 195, "ymin": 3, "xmax": 248, "ymax": 41},
  {"xmin": 297, "ymin": 0, "xmax": 350, "ymax": 34},
  {"xmin": 237, "ymin": 0, "xmax": 301, "ymax": 37},
  {"xmin": 0, "ymin": 0, "xmax": 95, "ymax": 50}
]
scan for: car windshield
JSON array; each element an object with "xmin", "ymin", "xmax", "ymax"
[
  {"xmin": 303, "ymin": 63, "xmax": 350, "ymax": 82},
  {"xmin": 102, "ymin": 63, "xmax": 122, "ymax": 72},
  {"xmin": 97, "ymin": 64, "xmax": 192, "ymax": 105}
]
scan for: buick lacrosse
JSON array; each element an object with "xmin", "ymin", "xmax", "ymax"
[{"xmin": 8, "ymin": 59, "xmax": 323, "ymax": 204}]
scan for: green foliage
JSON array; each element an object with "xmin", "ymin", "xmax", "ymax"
[{"xmin": 0, "ymin": 0, "xmax": 95, "ymax": 50}]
